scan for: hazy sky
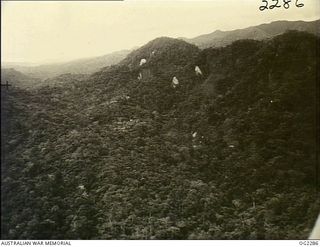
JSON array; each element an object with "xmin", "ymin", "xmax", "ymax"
[{"xmin": 2, "ymin": 0, "xmax": 319, "ymax": 64}]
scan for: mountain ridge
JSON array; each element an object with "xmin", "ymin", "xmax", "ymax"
[
  {"xmin": 2, "ymin": 19, "xmax": 319, "ymax": 84},
  {"xmin": 2, "ymin": 49, "xmax": 132, "ymax": 80},
  {"xmin": 182, "ymin": 19, "xmax": 320, "ymax": 49}
]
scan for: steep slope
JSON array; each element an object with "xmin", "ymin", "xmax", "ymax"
[
  {"xmin": 1, "ymin": 32, "xmax": 319, "ymax": 240},
  {"xmin": 184, "ymin": 19, "xmax": 320, "ymax": 49},
  {"xmin": 91, "ymin": 37, "xmax": 200, "ymax": 113}
]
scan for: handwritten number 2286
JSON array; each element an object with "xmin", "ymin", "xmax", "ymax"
[{"xmin": 259, "ymin": 0, "xmax": 304, "ymax": 11}]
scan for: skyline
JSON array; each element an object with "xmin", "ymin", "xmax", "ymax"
[{"xmin": 2, "ymin": 0, "xmax": 320, "ymax": 65}]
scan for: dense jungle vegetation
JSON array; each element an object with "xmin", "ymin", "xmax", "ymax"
[{"xmin": 1, "ymin": 31, "xmax": 319, "ymax": 239}]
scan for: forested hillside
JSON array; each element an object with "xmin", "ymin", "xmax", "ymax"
[{"xmin": 1, "ymin": 31, "xmax": 319, "ymax": 239}]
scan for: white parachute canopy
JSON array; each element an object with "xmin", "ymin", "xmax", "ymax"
[
  {"xmin": 172, "ymin": 77, "xmax": 179, "ymax": 88},
  {"xmin": 192, "ymin": 132, "xmax": 197, "ymax": 138},
  {"xmin": 172, "ymin": 77, "xmax": 179, "ymax": 85},
  {"xmin": 195, "ymin": 66, "xmax": 203, "ymax": 76},
  {"xmin": 140, "ymin": 58, "xmax": 147, "ymax": 66}
]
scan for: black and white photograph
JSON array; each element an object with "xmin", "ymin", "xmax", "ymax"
[{"xmin": 1, "ymin": 0, "xmax": 320, "ymax": 241}]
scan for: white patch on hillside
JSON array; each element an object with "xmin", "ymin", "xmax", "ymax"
[
  {"xmin": 172, "ymin": 77, "xmax": 179, "ymax": 88},
  {"xmin": 139, "ymin": 58, "xmax": 147, "ymax": 66},
  {"xmin": 195, "ymin": 66, "xmax": 203, "ymax": 76}
]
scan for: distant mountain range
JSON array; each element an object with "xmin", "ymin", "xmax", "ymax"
[
  {"xmin": 1, "ymin": 68, "xmax": 43, "ymax": 89},
  {"xmin": 182, "ymin": 19, "xmax": 320, "ymax": 49},
  {"xmin": 2, "ymin": 19, "xmax": 319, "ymax": 84},
  {"xmin": 2, "ymin": 49, "xmax": 132, "ymax": 80}
]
